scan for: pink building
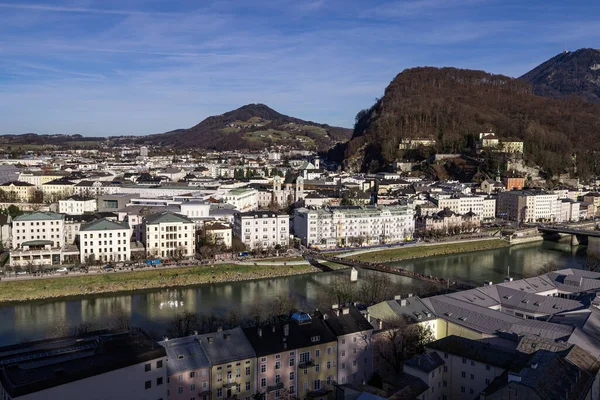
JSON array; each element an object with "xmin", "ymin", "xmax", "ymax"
[{"xmin": 160, "ymin": 335, "xmax": 211, "ymax": 400}]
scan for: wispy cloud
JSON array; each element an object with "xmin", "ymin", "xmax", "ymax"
[{"xmin": 0, "ymin": 2, "xmax": 153, "ymax": 15}]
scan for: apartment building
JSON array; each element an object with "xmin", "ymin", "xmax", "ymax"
[
  {"xmin": 0, "ymin": 329, "xmax": 167, "ymax": 400},
  {"xmin": 233, "ymin": 211, "xmax": 289, "ymax": 250},
  {"xmin": 79, "ymin": 218, "xmax": 131, "ymax": 263},
  {"xmin": 431, "ymin": 194, "xmax": 484, "ymax": 216},
  {"xmin": 0, "ymin": 181, "xmax": 35, "ymax": 202},
  {"xmin": 74, "ymin": 180, "xmax": 122, "ymax": 197},
  {"xmin": 11, "ymin": 212, "xmax": 65, "ymax": 249},
  {"xmin": 497, "ymin": 190, "xmax": 560, "ymax": 223},
  {"xmin": 41, "ymin": 178, "xmax": 76, "ymax": 202},
  {"xmin": 58, "ymin": 195, "xmax": 97, "ymax": 215},
  {"xmin": 144, "ymin": 212, "xmax": 195, "ymax": 258},
  {"xmin": 482, "ymin": 196, "xmax": 496, "ymax": 220},
  {"xmin": 291, "ymin": 312, "xmax": 338, "ymax": 400},
  {"xmin": 223, "ymin": 188, "xmax": 258, "ymax": 212},
  {"xmin": 18, "ymin": 170, "xmax": 69, "ymax": 188},
  {"xmin": 294, "ymin": 205, "xmax": 414, "ymax": 247},
  {"xmin": 197, "ymin": 327, "xmax": 256, "ymax": 400},
  {"xmin": 322, "ymin": 305, "xmax": 374, "ymax": 386},
  {"xmin": 159, "ymin": 336, "xmax": 211, "ymax": 400},
  {"xmin": 203, "ymin": 221, "xmax": 232, "ymax": 248}
]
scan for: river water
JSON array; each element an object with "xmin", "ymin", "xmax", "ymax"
[{"xmin": 0, "ymin": 239, "xmax": 596, "ymax": 346}]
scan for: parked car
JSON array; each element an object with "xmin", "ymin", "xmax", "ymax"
[
  {"xmin": 16, "ymin": 271, "xmax": 28, "ymax": 275},
  {"xmin": 56, "ymin": 267, "xmax": 68, "ymax": 273},
  {"xmin": 103, "ymin": 265, "xmax": 114, "ymax": 270}
]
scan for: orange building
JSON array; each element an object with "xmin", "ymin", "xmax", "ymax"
[{"xmin": 503, "ymin": 176, "xmax": 525, "ymax": 191}]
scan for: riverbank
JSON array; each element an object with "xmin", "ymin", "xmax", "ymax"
[
  {"xmin": 0, "ymin": 263, "xmax": 320, "ymax": 304},
  {"xmin": 349, "ymin": 238, "xmax": 509, "ymax": 263}
]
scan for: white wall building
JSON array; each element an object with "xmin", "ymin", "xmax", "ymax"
[
  {"xmin": 59, "ymin": 196, "xmax": 97, "ymax": 215},
  {"xmin": 223, "ymin": 188, "xmax": 259, "ymax": 212},
  {"xmin": 143, "ymin": 212, "xmax": 196, "ymax": 258},
  {"xmin": 179, "ymin": 201, "xmax": 211, "ymax": 219},
  {"xmin": 79, "ymin": 218, "xmax": 131, "ymax": 263},
  {"xmin": 233, "ymin": 211, "xmax": 289, "ymax": 249},
  {"xmin": 294, "ymin": 205, "xmax": 415, "ymax": 247},
  {"xmin": 432, "ymin": 195, "xmax": 485, "ymax": 217},
  {"xmin": 11, "ymin": 212, "xmax": 65, "ymax": 249}
]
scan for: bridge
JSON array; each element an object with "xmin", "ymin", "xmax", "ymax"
[
  {"xmin": 538, "ymin": 224, "xmax": 600, "ymax": 246},
  {"xmin": 310, "ymin": 253, "xmax": 477, "ymax": 291}
]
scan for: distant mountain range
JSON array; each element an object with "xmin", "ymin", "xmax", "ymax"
[
  {"xmin": 143, "ymin": 104, "xmax": 352, "ymax": 151},
  {"xmin": 520, "ymin": 48, "xmax": 600, "ymax": 103}
]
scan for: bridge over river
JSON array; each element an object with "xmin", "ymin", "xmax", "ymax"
[
  {"xmin": 308, "ymin": 253, "xmax": 478, "ymax": 291},
  {"xmin": 538, "ymin": 224, "xmax": 600, "ymax": 246}
]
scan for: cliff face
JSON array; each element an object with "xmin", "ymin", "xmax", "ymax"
[
  {"xmin": 342, "ymin": 67, "xmax": 600, "ymax": 177},
  {"xmin": 520, "ymin": 48, "xmax": 600, "ymax": 103}
]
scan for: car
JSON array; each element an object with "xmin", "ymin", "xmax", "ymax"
[
  {"xmin": 16, "ymin": 271, "xmax": 28, "ymax": 275},
  {"xmin": 56, "ymin": 267, "xmax": 68, "ymax": 273},
  {"xmin": 103, "ymin": 265, "xmax": 114, "ymax": 270}
]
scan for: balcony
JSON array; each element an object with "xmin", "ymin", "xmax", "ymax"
[
  {"xmin": 298, "ymin": 360, "xmax": 315, "ymax": 369},
  {"xmin": 222, "ymin": 379, "xmax": 238, "ymax": 388},
  {"xmin": 267, "ymin": 382, "xmax": 284, "ymax": 392}
]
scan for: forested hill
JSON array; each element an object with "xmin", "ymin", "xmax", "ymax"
[
  {"xmin": 144, "ymin": 103, "xmax": 352, "ymax": 151},
  {"xmin": 520, "ymin": 48, "xmax": 600, "ymax": 103},
  {"xmin": 342, "ymin": 67, "xmax": 600, "ymax": 176}
]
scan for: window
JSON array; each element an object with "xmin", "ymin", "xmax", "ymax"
[
  {"xmin": 314, "ymin": 380, "xmax": 321, "ymax": 390},
  {"xmin": 261, "ymin": 364, "xmax": 267, "ymax": 373},
  {"xmin": 275, "ymin": 375, "xmax": 281, "ymax": 384},
  {"xmin": 145, "ymin": 381, "xmax": 152, "ymax": 389},
  {"xmin": 217, "ymin": 373, "xmax": 222, "ymax": 382},
  {"xmin": 443, "ymin": 380, "xmax": 447, "ymax": 388},
  {"xmin": 461, "ymin": 372, "xmax": 466, "ymax": 378},
  {"xmin": 327, "ymin": 361, "xmax": 331, "ymax": 369},
  {"xmin": 315, "ymin": 349, "xmax": 320, "ymax": 357},
  {"xmin": 178, "ymin": 387, "xmax": 183, "ymax": 394},
  {"xmin": 157, "ymin": 377, "xmax": 163, "ymax": 386},
  {"xmin": 191, "ymin": 384, "xmax": 196, "ymax": 391},
  {"xmin": 246, "ymin": 367, "xmax": 251, "ymax": 376},
  {"xmin": 470, "ymin": 374, "xmax": 474, "ymax": 380},
  {"xmin": 300, "ymin": 352, "xmax": 310, "ymax": 363},
  {"xmin": 444, "ymin": 366, "xmax": 448, "ymax": 372},
  {"xmin": 315, "ymin": 364, "xmax": 320, "ymax": 372},
  {"xmin": 461, "ymin": 386, "xmax": 465, "ymax": 393},
  {"xmin": 341, "ymin": 363, "xmax": 345, "ymax": 370},
  {"xmin": 327, "ymin": 347, "xmax": 332, "ymax": 355},
  {"xmin": 485, "ymin": 378, "xmax": 490, "ymax": 385},
  {"xmin": 236, "ymin": 369, "xmax": 241, "ymax": 378},
  {"xmin": 289, "ymin": 358, "xmax": 295, "ymax": 367},
  {"xmin": 290, "ymin": 371, "xmax": 295, "ymax": 381},
  {"xmin": 261, "ymin": 378, "xmax": 267, "ymax": 388},
  {"xmin": 289, "ymin": 351, "xmax": 295, "ymax": 357},
  {"xmin": 342, "ymin": 339, "xmax": 346, "ymax": 344},
  {"xmin": 178, "ymin": 374, "xmax": 184, "ymax": 382},
  {"xmin": 471, "ymin": 360, "xmax": 475, "ymax": 367},
  {"xmin": 261, "ymin": 357, "xmax": 267, "ymax": 362},
  {"xmin": 275, "ymin": 361, "xmax": 281, "ymax": 370},
  {"xmin": 145, "ymin": 363, "xmax": 151, "ymax": 372},
  {"xmin": 469, "ymin": 389, "xmax": 474, "ymax": 394},
  {"xmin": 462, "ymin": 358, "xmax": 466, "ymax": 364},
  {"xmin": 190, "ymin": 371, "xmax": 196, "ymax": 378},
  {"xmin": 217, "ymin": 388, "xmax": 223, "ymax": 398},
  {"xmin": 289, "ymin": 385, "xmax": 295, "ymax": 394},
  {"xmin": 353, "ymin": 336, "xmax": 357, "ymax": 343},
  {"xmin": 486, "ymin": 365, "xmax": 491, "ymax": 371},
  {"xmin": 304, "ymin": 369, "xmax": 308, "ymax": 375},
  {"xmin": 246, "ymin": 382, "xmax": 251, "ymax": 391}
]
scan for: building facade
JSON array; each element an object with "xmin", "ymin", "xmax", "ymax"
[
  {"xmin": 80, "ymin": 218, "xmax": 131, "ymax": 263},
  {"xmin": 58, "ymin": 196, "xmax": 97, "ymax": 215},
  {"xmin": 144, "ymin": 212, "xmax": 196, "ymax": 258},
  {"xmin": 233, "ymin": 211, "xmax": 289, "ymax": 250}
]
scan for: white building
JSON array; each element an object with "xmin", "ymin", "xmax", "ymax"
[
  {"xmin": 11, "ymin": 212, "xmax": 65, "ymax": 250},
  {"xmin": 482, "ymin": 197, "xmax": 497, "ymax": 220},
  {"xmin": 204, "ymin": 221, "xmax": 233, "ymax": 248},
  {"xmin": 497, "ymin": 190, "xmax": 561, "ymax": 223},
  {"xmin": 0, "ymin": 329, "xmax": 167, "ymax": 400},
  {"xmin": 233, "ymin": 211, "xmax": 289, "ymax": 249},
  {"xmin": 179, "ymin": 201, "xmax": 211, "ymax": 219},
  {"xmin": 432, "ymin": 194, "xmax": 485, "ymax": 217},
  {"xmin": 223, "ymin": 188, "xmax": 259, "ymax": 212},
  {"xmin": 79, "ymin": 218, "xmax": 131, "ymax": 263},
  {"xmin": 59, "ymin": 196, "xmax": 97, "ymax": 215},
  {"xmin": 143, "ymin": 212, "xmax": 195, "ymax": 258},
  {"xmin": 294, "ymin": 205, "xmax": 415, "ymax": 247}
]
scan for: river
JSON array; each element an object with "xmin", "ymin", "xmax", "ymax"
[{"xmin": 0, "ymin": 239, "xmax": 596, "ymax": 346}]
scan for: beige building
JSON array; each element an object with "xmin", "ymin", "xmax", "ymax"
[
  {"xmin": 143, "ymin": 212, "xmax": 195, "ymax": 259},
  {"xmin": 203, "ymin": 221, "xmax": 232, "ymax": 248},
  {"xmin": 80, "ymin": 218, "xmax": 131, "ymax": 264},
  {"xmin": 42, "ymin": 178, "xmax": 76, "ymax": 202},
  {"xmin": 0, "ymin": 181, "xmax": 35, "ymax": 202}
]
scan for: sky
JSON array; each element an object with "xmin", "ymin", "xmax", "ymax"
[{"xmin": 0, "ymin": 0, "xmax": 599, "ymax": 136}]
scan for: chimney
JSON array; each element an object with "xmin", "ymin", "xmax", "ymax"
[
  {"xmin": 194, "ymin": 330, "xmax": 198, "ymax": 339},
  {"xmin": 217, "ymin": 326, "xmax": 223, "ymax": 333},
  {"xmin": 407, "ymin": 293, "xmax": 413, "ymax": 298},
  {"xmin": 332, "ymin": 304, "xmax": 339, "ymax": 310},
  {"xmin": 284, "ymin": 324, "xmax": 289, "ymax": 337},
  {"xmin": 258, "ymin": 328, "xmax": 262, "ymax": 338},
  {"xmin": 394, "ymin": 295, "xmax": 402, "ymax": 300},
  {"xmin": 400, "ymin": 299, "xmax": 408, "ymax": 307},
  {"xmin": 342, "ymin": 307, "xmax": 350, "ymax": 315},
  {"xmin": 272, "ymin": 325, "xmax": 276, "ymax": 333}
]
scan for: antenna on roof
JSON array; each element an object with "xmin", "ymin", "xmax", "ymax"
[{"xmin": 563, "ymin": 42, "xmax": 568, "ymax": 54}]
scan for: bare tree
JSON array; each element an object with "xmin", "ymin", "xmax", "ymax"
[
  {"xmin": 357, "ymin": 273, "xmax": 394, "ymax": 305},
  {"xmin": 579, "ymin": 254, "xmax": 600, "ymax": 272},
  {"xmin": 166, "ymin": 311, "xmax": 199, "ymax": 338},
  {"xmin": 374, "ymin": 317, "xmax": 434, "ymax": 376},
  {"xmin": 527, "ymin": 260, "xmax": 559, "ymax": 277}
]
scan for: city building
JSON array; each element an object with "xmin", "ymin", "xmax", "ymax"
[
  {"xmin": 0, "ymin": 329, "xmax": 167, "ymax": 400},
  {"xmin": 159, "ymin": 336, "xmax": 211, "ymax": 400},
  {"xmin": 79, "ymin": 218, "xmax": 131, "ymax": 263},
  {"xmin": 497, "ymin": 190, "xmax": 561, "ymax": 223},
  {"xmin": 398, "ymin": 138, "xmax": 436, "ymax": 150},
  {"xmin": 294, "ymin": 205, "xmax": 415, "ymax": 248},
  {"xmin": 0, "ymin": 181, "xmax": 35, "ymax": 202},
  {"xmin": 197, "ymin": 327, "xmax": 257, "ymax": 400},
  {"xmin": 41, "ymin": 178, "xmax": 76, "ymax": 202},
  {"xmin": 11, "ymin": 212, "xmax": 65, "ymax": 250},
  {"xmin": 58, "ymin": 195, "xmax": 98, "ymax": 215},
  {"xmin": 233, "ymin": 211, "xmax": 289, "ymax": 250},
  {"xmin": 223, "ymin": 188, "xmax": 258, "ymax": 212},
  {"xmin": 143, "ymin": 212, "xmax": 196, "ymax": 258},
  {"xmin": 203, "ymin": 221, "xmax": 232, "ymax": 248}
]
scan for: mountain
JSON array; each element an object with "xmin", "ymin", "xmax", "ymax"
[
  {"xmin": 144, "ymin": 104, "xmax": 352, "ymax": 151},
  {"xmin": 341, "ymin": 67, "xmax": 600, "ymax": 177},
  {"xmin": 520, "ymin": 48, "xmax": 600, "ymax": 103}
]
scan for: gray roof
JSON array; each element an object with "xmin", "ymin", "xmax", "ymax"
[
  {"xmin": 404, "ymin": 352, "xmax": 445, "ymax": 373},
  {"xmin": 0, "ymin": 165, "xmax": 20, "ymax": 185},
  {"xmin": 368, "ymin": 297, "xmax": 436, "ymax": 326},
  {"xmin": 197, "ymin": 327, "xmax": 255, "ymax": 365},
  {"xmin": 479, "ymin": 285, "xmax": 585, "ymax": 315},
  {"xmin": 144, "ymin": 212, "xmax": 194, "ymax": 225},
  {"xmin": 159, "ymin": 336, "xmax": 210, "ymax": 375},
  {"xmin": 80, "ymin": 218, "xmax": 130, "ymax": 232},
  {"xmin": 426, "ymin": 335, "xmax": 523, "ymax": 369},
  {"xmin": 13, "ymin": 212, "xmax": 64, "ymax": 222}
]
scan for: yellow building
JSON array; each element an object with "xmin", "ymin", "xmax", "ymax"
[
  {"xmin": 0, "ymin": 181, "xmax": 35, "ymax": 202},
  {"xmin": 41, "ymin": 178, "xmax": 76, "ymax": 202},
  {"xmin": 198, "ymin": 327, "xmax": 257, "ymax": 400}
]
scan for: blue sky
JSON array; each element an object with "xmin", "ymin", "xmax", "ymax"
[{"xmin": 0, "ymin": 0, "xmax": 599, "ymax": 136}]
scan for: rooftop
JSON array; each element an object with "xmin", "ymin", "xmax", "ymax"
[
  {"xmin": 159, "ymin": 335, "xmax": 210, "ymax": 375},
  {"xmin": 13, "ymin": 212, "xmax": 64, "ymax": 222},
  {"xmin": 80, "ymin": 218, "xmax": 130, "ymax": 232}
]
